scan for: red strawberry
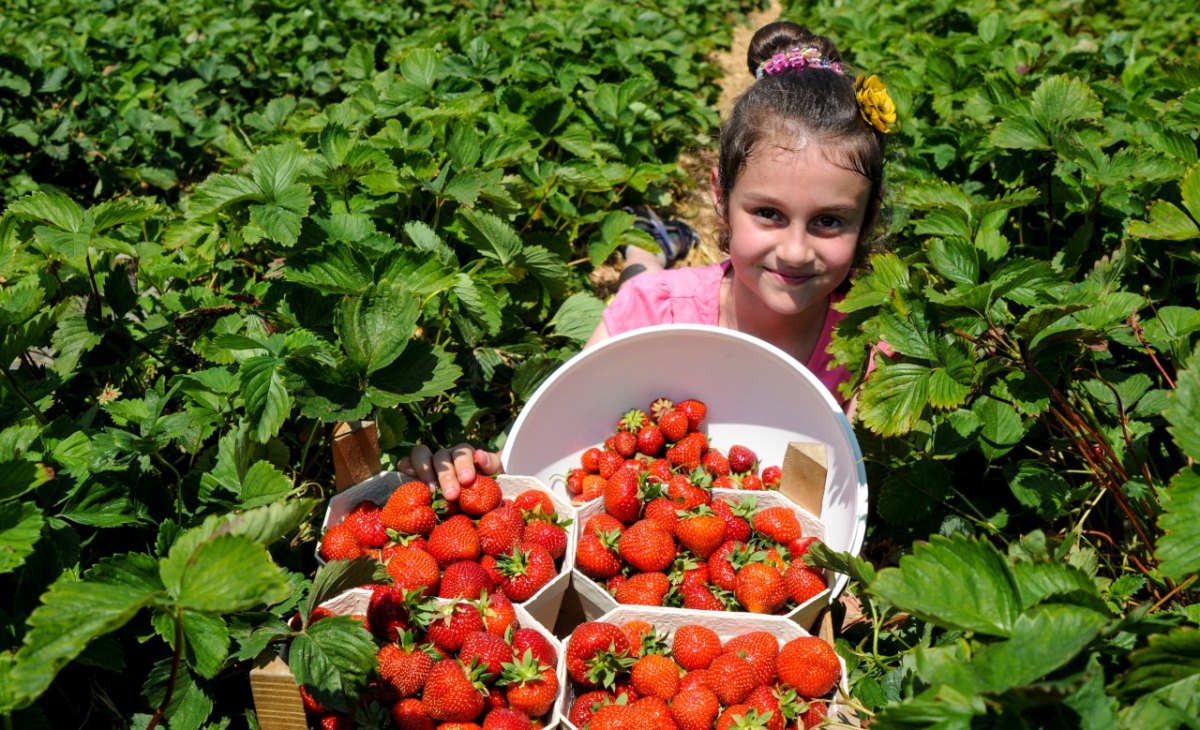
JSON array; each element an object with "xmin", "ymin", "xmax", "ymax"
[
  {"xmin": 598, "ymin": 451, "xmax": 627, "ymax": 479},
  {"xmin": 478, "ymin": 591, "xmax": 518, "ymax": 637},
  {"xmin": 612, "ymin": 431, "xmax": 638, "ymax": 458},
  {"xmin": 604, "ymin": 466, "xmax": 644, "ymax": 524},
  {"xmin": 760, "ymin": 465, "xmax": 782, "ymax": 488},
  {"xmin": 632, "ymin": 696, "xmax": 675, "ymax": 728},
  {"xmin": 614, "ymin": 571, "xmax": 670, "ymax": 606},
  {"xmin": 482, "ymin": 707, "xmax": 532, "ymax": 730},
  {"xmin": 776, "ymin": 636, "xmax": 841, "ymax": 698},
  {"xmin": 392, "ymin": 697, "xmax": 434, "ymax": 730},
  {"xmin": 658, "ymin": 410, "xmax": 689, "ymax": 442},
  {"xmin": 576, "ymin": 532, "xmax": 624, "ymax": 580},
  {"xmin": 422, "ymin": 659, "xmax": 486, "ymax": 721},
  {"xmin": 788, "ymin": 536, "xmax": 819, "ymax": 558},
  {"xmin": 675, "ymin": 399, "xmax": 707, "ymax": 432},
  {"xmin": 679, "ymin": 669, "xmax": 711, "ymax": 692},
  {"xmin": 522, "ymin": 518, "xmax": 568, "ymax": 560},
  {"xmin": 512, "ymin": 627, "xmax": 557, "ymax": 669},
  {"xmin": 636, "ymin": 424, "xmax": 665, "ymax": 457},
  {"xmin": 344, "ymin": 501, "xmax": 389, "ymax": 548},
  {"xmin": 727, "ymin": 445, "xmax": 758, "ymax": 474},
  {"xmin": 706, "ymin": 540, "xmax": 749, "ymax": 591},
  {"xmin": 670, "ymin": 686, "xmax": 720, "ymax": 730},
  {"xmin": 385, "ymin": 546, "xmax": 441, "ymax": 597},
  {"xmin": 707, "ymin": 653, "xmax": 758, "ymax": 705},
  {"xmin": 642, "ymin": 497, "xmax": 681, "ymax": 532},
  {"xmin": 630, "ymin": 653, "xmax": 681, "ymax": 701},
  {"xmin": 667, "ymin": 475, "xmax": 707, "ymax": 510},
  {"xmin": 428, "ymin": 514, "xmax": 481, "ymax": 567},
  {"xmin": 783, "ymin": 562, "xmax": 828, "ymax": 605},
  {"xmin": 800, "ymin": 699, "xmax": 828, "ymax": 728},
  {"xmin": 440, "ymin": 561, "xmax": 493, "ymax": 599},
  {"xmin": 501, "ymin": 651, "xmax": 559, "ymax": 717},
  {"xmin": 722, "ymin": 632, "xmax": 779, "ymax": 687},
  {"xmin": 319, "ymin": 522, "xmax": 363, "ymax": 561},
  {"xmin": 618, "ymin": 408, "xmax": 649, "ymax": 433},
  {"xmin": 618, "ymin": 520, "xmax": 676, "ymax": 573},
  {"xmin": 591, "ymin": 703, "xmax": 651, "ymax": 730},
  {"xmin": 459, "ymin": 475, "xmax": 503, "ymax": 517},
  {"xmin": 299, "ymin": 683, "xmax": 327, "ymax": 713},
  {"xmin": 566, "ymin": 621, "xmax": 633, "ymax": 688},
  {"xmin": 701, "ymin": 449, "xmax": 731, "ymax": 477},
  {"xmin": 424, "ymin": 600, "xmax": 486, "ymax": 654},
  {"xmin": 497, "ymin": 544, "xmax": 557, "ymax": 602},
  {"xmin": 478, "ymin": 505, "xmax": 526, "ymax": 557},
  {"xmin": 711, "ymin": 475, "xmax": 737, "ymax": 489},
  {"xmin": 649, "ymin": 397, "xmax": 674, "ymax": 420},
  {"xmin": 385, "ymin": 503, "xmax": 439, "ymax": 537},
  {"xmin": 744, "ymin": 685, "xmax": 785, "ymax": 730},
  {"xmin": 460, "ymin": 630, "xmax": 513, "ymax": 683},
  {"xmin": 366, "ymin": 584, "xmax": 411, "ymax": 641},
  {"xmin": 735, "ymin": 563, "xmax": 786, "ymax": 614},
  {"xmin": 566, "ymin": 468, "xmax": 586, "ymax": 495},
  {"xmin": 378, "ymin": 631, "xmax": 437, "ymax": 697},
  {"xmin": 569, "ymin": 690, "xmax": 618, "ymax": 728},
  {"xmin": 752, "ymin": 507, "xmax": 801, "ymax": 545},
  {"xmin": 646, "ymin": 458, "xmax": 673, "ymax": 483},
  {"xmin": 716, "ymin": 704, "xmax": 766, "ymax": 730},
  {"xmin": 672, "ymin": 625, "xmax": 722, "ymax": 671},
  {"xmin": 680, "ymin": 581, "xmax": 727, "ymax": 611},
  {"xmin": 581, "ymin": 447, "xmax": 603, "ymax": 473},
  {"xmin": 740, "ymin": 474, "xmax": 763, "ymax": 490},
  {"xmin": 513, "ymin": 489, "xmax": 555, "ymax": 517},
  {"xmin": 585, "ymin": 513, "xmax": 626, "ymax": 537},
  {"xmin": 390, "ymin": 480, "xmax": 434, "ymax": 508},
  {"xmin": 711, "ymin": 498, "xmax": 753, "ymax": 543},
  {"xmin": 315, "ymin": 714, "xmax": 353, "ymax": 730},
  {"xmin": 582, "ymin": 474, "xmax": 608, "ymax": 502},
  {"xmin": 673, "ymin": 506, "xmax": 727, "ymax": 559},
  {"xmin": 479, "ymin": 554, "xmax": 505, "ymax": 589}
]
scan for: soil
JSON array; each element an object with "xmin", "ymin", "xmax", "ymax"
[{"xmin": 588, "ymin": 1, "xmax": 782, "ymax": 299}]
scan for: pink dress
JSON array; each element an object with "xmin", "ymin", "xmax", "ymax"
[{"xmin": 602, "ymin": 260, "xmax": 853, "ymax": 407}]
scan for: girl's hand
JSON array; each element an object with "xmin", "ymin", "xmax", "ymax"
[{"xmin": 399, "ymin": 444, "xmax": 504, "ymax": 501}]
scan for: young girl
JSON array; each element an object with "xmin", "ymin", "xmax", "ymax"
[{"xmin": 404, "ymin": 21, "xmax": 895, "ymax": 498}]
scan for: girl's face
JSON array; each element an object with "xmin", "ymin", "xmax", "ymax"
[{"xmin": 717, "ymin": 139, "xmax": 871, "ymax": 322}]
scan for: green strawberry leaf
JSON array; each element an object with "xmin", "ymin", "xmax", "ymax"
[
  {"xmin": 337, "ymin": 284, "xmax": 421, "ymax": 376},
  {"xmin": 162, "ymin": 533, "xmax": 290, "ymax": 612},
  {"xmin": 871, "ymin": 533, "xmax": 1021, "ymax": 637},
  {"xmin": 289, "ymin": 615, "xmax": 378, "ymax": 713},
  {"xmin": 239, "ymin": 461, "xmax": 293, "ymax": 508},
  {"xmin": 0, "ymin": 502, "xmax": 44, "ymax": 575},
  {"xmin": 8, "ymin": 555, "xmax": 161, "ymax": 710}
]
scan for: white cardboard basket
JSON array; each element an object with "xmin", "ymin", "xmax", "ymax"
[
  {"xmin": 557, "ymin": 606, "xmax": 855, "ymax": 730},
  {"xmin": 318, "ymin": 473, "xmax": 577, "ymax": 631},
  {"xmin": 501, "ymin": 324, "xmax": 868, "ymax": 600},
  {"xmin": 571, "ymin": 489, "xmax": 830, "ymax": 630},
  {"xmin": 320, "ymin": 588, "xmax": 566, "ymax": 730}
]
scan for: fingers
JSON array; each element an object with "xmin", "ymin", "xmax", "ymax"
[
  {"xmin": 474, "ymin": 448, "xmax": 504, "ymax": 476},
  {"xmin": 404, "ymin": 444, "xmax": 438, "ymax": 488}
]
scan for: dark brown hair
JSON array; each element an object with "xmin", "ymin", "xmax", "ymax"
[{"xmin": 715, "ymin": 22, "xmax": 886, "ymax": 261}]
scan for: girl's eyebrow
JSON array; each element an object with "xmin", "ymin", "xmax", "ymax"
[{"xmin": 741, "ymin": 193, "xmax": 861, "ymax": 214}]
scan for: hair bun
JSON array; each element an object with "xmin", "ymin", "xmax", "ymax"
[{"xmin": 746, "ymin": 21, "xmax": 841, "ymax": 77}]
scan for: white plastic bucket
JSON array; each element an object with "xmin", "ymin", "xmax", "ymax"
[{"xmin": 501, "ymin": 324, "xmax": 868, "ymax": 599}]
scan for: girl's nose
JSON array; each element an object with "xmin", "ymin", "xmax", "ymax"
[{"xmin": 778, "ymin": 226, "xmax": 815, "ymax": 264}]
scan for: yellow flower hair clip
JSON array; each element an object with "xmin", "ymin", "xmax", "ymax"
[{"xmin": 854, "ymin": 74, "xmax": 898, "ymax": 134}]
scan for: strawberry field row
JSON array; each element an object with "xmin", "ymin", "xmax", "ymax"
[
  {"xmin": 0, "ymin": 1, "xmax": 769, "ymax": 726},
  {"xmin": 780, "ymin": 0, "xmax": 1200, "ymax": 726}
]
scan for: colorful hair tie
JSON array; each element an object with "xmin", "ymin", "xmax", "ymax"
[{"xmin": 755, "ymin": 46, "xmax": 844, "ymax": 80}]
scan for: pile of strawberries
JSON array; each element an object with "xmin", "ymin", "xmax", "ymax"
[
  {"xmin": 565, "ymin": 619, "xmax": 839, "ymax": 730},
  {"xmin": 319, "ymin": 478, "xmax": 571, "ymax": 605},
  {"xmin": 564, "ymin": 397, "xmax": 784, "ymax": 503},
  {"xmin": 298, "ymin": 588, "xmax": 560, "ymax": 730},
  {"xmin": 575, "ymin": 489, "xmax": 827, "ymax": 613}
]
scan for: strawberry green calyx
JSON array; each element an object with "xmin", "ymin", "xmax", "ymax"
[
  {"xmin": 618, "ymin": 408, "xmax": 648, "ymax": 433},
  {"xmin": 498, "ymin": 649, "xmax": 548, "ymax": 686},
  {"xmin": 633, "ymin": 626, "xmax": 670, "ymax": 657},
  {"xmin": 585, "ymin": 640, "xmax": 636, "ymax": 689}
]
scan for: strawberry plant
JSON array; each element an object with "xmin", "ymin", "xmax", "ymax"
[
  {"xmin": 780, "ymin": 0, "xmax": 1200, "ymax": 725},
  {"xmin": 0, "ymin": 0, "xmax": 769, "ymax": 725}
]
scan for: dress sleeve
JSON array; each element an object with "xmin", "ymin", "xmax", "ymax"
[{"xmin": 601, "ymin": 273, "xmax": 672, "ymax": 336}]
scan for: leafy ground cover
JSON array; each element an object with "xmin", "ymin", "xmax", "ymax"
[
  {"xmin": 0, "ymin": 0, "xmax": 768, "ymax": 726},
  {"xmin": 777, "ymin": 0, "xmax": 1200, "ymax": 726}
]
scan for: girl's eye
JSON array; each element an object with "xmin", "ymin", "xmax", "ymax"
[
  {"xmin": 813, "ymin": 215, "xmax": 843, "ymax": 229},
  {"xmin": 754, "ymin": 208, "xmax": 782, "ymax": 222}
]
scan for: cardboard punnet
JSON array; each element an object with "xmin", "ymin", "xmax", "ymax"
[
  {"xmin": 557, "ymin": 606, "xmax": 857, "ymax": 730},
  {"xmin": 250, "ymin": 588, "xmax": 566, "ymax": 730},
  {"xmin": 317, "ymin": 473, "xmax": 577, "ymax": 631},
  {"xmin": 500, "ymin": 325, "xmax": 868, "ymax": 600},
  {"xmin": 571, "ymin": 489, "xmax": 831, "ymax": 630}
]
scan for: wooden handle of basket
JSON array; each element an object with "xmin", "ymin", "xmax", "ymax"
[{"xmin": 332, "ymin": 420, "xmax": 382, "ymax": 491}]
